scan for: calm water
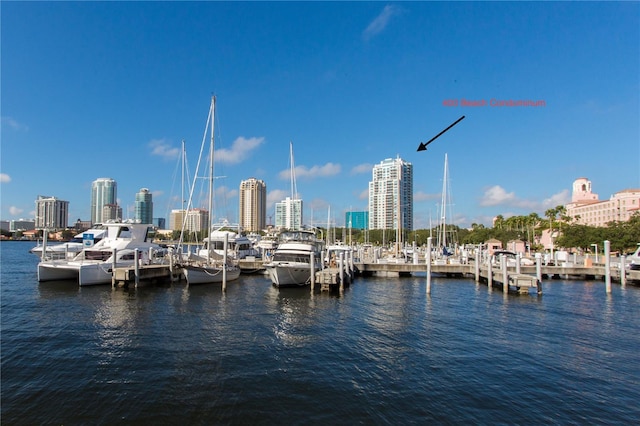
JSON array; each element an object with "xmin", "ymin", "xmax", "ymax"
[{"xmin": 2, "ymin": 241, "xmax": 639, "ymax": 425}]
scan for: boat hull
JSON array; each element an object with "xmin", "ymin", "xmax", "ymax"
[
  {"xmin": 183, "ymin": 265, "xmax": 241, "ymax": 285},
  {"xmin": 38, "ymin": 261, "xmax": 80, "ymax": 282},
  {"xmin": 265, "ymin": 262, "xmax": 318, "ymax": 287}
]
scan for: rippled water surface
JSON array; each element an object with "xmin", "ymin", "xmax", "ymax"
[{"xmin": 2, "ymin": 241, "xmax": 639, "ymax": 424}]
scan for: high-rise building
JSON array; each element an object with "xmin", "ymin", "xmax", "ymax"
[
  {"xmin": 275, "ymin": 197, "xmax": 303, "ymax": 230},
  {"xmin": 35, "ymin": 195, "xmax": 69, "ymax": 230},
  {"xmin": 345, "ymin": 211, "xmax": 369, "ymax": 230},
  {"xmin": 91, "ymin": 178, "xmax": 117, "ymax": 224},
  {"xmin": 368, "ymin": 157, "xmax": 413, "ymax": 231},
  {"xmin": 169, "ymin": 209, "xmax": 209, "ymax": 233},
  {"xmin": 135, "ymin": 188, "xmax": 153, "ymax": 224},
  {"xmin": 239, "ymin": 178, "xmax": 266, "ymax": 233},
  {"xmin": 102, "ymin": 204, "xmax": 122, "ymax": 222}
]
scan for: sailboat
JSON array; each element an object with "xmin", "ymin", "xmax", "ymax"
[
  {"xmin": 180, "ymin": 96, "xmax": 241, "ymax": 285},
  {"xmin": 435, "ymin": 153, "xmax": 458, "ymax": 263}
]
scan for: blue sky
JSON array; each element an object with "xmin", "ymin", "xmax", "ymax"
[{"xmin": 2, "ymin": 1, "xmax": 639, "ymax": 229}]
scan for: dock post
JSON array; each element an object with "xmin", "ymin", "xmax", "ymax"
[
  {"xmin": 349, "ymin": 250, "xmax": 354, "ymax": 280},
  {"xmin": 516, "ymin": 254, "xmax": 521, "ymax": 274},
  {"xmin": 168, "ymin": 247, "xmax": 174, "ymax": 282},
  {"xmin": 620, "ymin": 255, "xmax": 626, "ymax": 286},
  {"xmin": 604, "ymin": 240, "xmax": 611, "ymax": 293},
  {"xmin": 501, "ymin": 254, "xmax": 508, "ymax": 293},
  {"xmin": 134, "ymin": 249, "xmax": 140, "ymax": 288},
  {"xmin": 310, "ymin": 252, "xmax": 315, "ymax": 292},
  {"xmin": 339, "ymin": 252, "xmax": 345, "ymax": 291},
  {"xmin": 413, "ymin": 241, "xmax": 418, "ymax": 265},
  {"xmin": 535, "ymin": 253, "xmax": 542, "ymax": 282},
  {"xmin": 222, "ymin": 233, "xmax": 228, "ymax": 292},
  {"xmin": 474, "ymin": 248, "xmax": 480, "ymax": 282},
  {"xmin": 488, "ymin": 256, "xmax": 493, "ymax": 289},
  {"xmin": 112, "ymin": 248, "xmax": 117, "ymax": 287},
  {"xmin": 426, "ymin": 237, "xmax": 432, "ymax": 294}
]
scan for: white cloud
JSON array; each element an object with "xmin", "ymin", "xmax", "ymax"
[
  {"xmin": 542, "ymin": 190, "xmax": 571, "ymax": 209},
  {"xmin": 480, "ymin": 185, "xmax": 516, "ymax": 207},
  {"xmin": 414, "ymin": 191, "xmax": 441, "ymax": 202},
  {"xmin": 278, "ymin": 163, "xmax": 341, "ymax": 180},
  {"xmin": 359, "ymin": 188, "xmax": 369, "ymax": 200},
  {"xmin": 214, "ymin": 185, "xmax": 237, "ymax": 200},
  {"xmin": 215, "ymin": 136, "xmax": 264, "ymax": 164},
  {"xmin": 149, "ymin": 139, "xmax": 180, "ymax": 160},
  {"xmin": 363, "ymin": 5, "xmax": 401, "ymax": 41},
  {"xmin": 9, "ymin": 206, "xmax": 23, "ymax": 216},
  {"xmin": 351, "ymin": 163, "xmax": 372, "ymax": 175},
  {"xmin": 1, "ymin": 116, "xmax": 28, "ymax": 131},
  {"xmin": 267, "ymin": 189, "xmax": 289, "ymax": 210},
  {"xmin": 480, "ymin": 185, "xmax": 570, "ymax": 211},
  {"xmin": 0, "ymin": 173, "xmax": 11, "ymax": 183}
]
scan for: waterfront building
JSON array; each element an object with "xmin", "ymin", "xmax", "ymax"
[
  {"xmin": 153, "ymin": 218, "xmax": 166, "ymax": 229},
  {"xmin": 35, "ymin": 195, "xmax": 69, "ymax": 230},
  {"xmin": 275, "ymin": 197, "xmax": 303, "ymax": 230},
  {"xmin": 10, "ymin": 219, "xmax": 36, "ymax": 232},
  {"xmin": 134, "ymin": 188, "xmax": 153, "ymax": 224},
  {"xmin": 368, "ymin": 157, "xmax": 413, "ymax": 231},
  {"xmin": 239, "ymin": 178, "xmax": 266, "ymax": 233},
  {"xmin": 91, "ymin": 178, "xmax": 117, "ymax": 224},
  {"xmin": 102, "ymin": 204, "xmax": 122, "ymax": 222},
  {"xmin": 345, "ymin": 211, "xmax": 369, "ymax": 230},
  {"xmin": 0, "ymin": 220, "xmax": 10, "ymax": 232},
  {"xmin": 565, "ymin": 178, "xmax": 640, "ymax": 227},
  {"xmin": 169, "ymin": 208, "xmax": 209, "ymax": 233}
]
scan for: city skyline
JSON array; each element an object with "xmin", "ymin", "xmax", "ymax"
[{"xmin": 2, "ymin": 2, "xmax": 638, "ymax": 228}]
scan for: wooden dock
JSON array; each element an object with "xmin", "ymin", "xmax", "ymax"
[{"xmin": 112, "ymin": 264, "xmax": 179, "ymax": 287}]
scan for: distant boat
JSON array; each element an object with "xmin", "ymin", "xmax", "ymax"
[
  {"xmin": 178, "ymin": 96, "xmax": 241, "ymax": 285},
  {"xmin": 30, "ymin": 226, "xmax": 106, "ymax": 260},
  {"xmin": 197, "ymin": 222, "xmax": 260, "ymax": 261},
  {"xmin": 264, "ymin": 229, "xmax": 324, "ymax": 287},
  {"xmin": 37, "ymin": 222, "xmax": 168, "ymax": 286}
]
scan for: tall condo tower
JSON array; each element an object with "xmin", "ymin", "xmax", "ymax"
[
  {"xmin": 91, "ymin": 178, "xmax": 117, "ymax": 224},
  {"xmin": 34, "ymin": 195, "xmax": 69, "ymax": 230},
  {"xmin": 368, "ymin": 157, "xmax": 413, "ymax": 231},
  {"xmin": 135, "ymin": 188, "xmax": 153, "ymax": 224},
  {"xmin": 239, "ymin": 178, "xmax": 266, "ymax": 233},
  {"xmin": 275, "ymin": 197, "xmax": 303, "ymax": 230}
]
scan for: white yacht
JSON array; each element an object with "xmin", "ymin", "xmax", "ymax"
[
  {"xmin": 264, "ymin": 230, "xmax": 324, "ymax": 287},
  {"xmin": 198, "ymin": 228, "xmax": 259, "ymax": 260},
  {"xmin": 37, "ymin": 222, "xmax": 167, "ymax": 286},
  {"xmin": 30, "ymin": 226, "xmax": 106, "ymax": 260}
]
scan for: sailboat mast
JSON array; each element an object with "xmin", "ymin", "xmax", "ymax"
[
  {"xmin": 439, "ymin": 153, "xmax": 448, "ymax": 251},
  {"xmin": 208, "ymin": 96, "xmax": 216, "ymax": 262}
]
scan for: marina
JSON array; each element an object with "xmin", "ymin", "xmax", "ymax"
[{"xmin": 2, "ymin": 241, "xmax": 639, "ymax": 424}]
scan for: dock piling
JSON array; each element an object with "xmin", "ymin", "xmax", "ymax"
[
  {"xmin": 426, "ymin": 237, "xmax": 432, "ymax": 294},
  {"xmin": 604, "ymin": 240, "xmax": 611, "ymax": 293}
]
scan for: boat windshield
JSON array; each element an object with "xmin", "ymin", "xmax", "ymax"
[
  {"xmin": 273, "ymin": 253, "xmax": 312, "ymax": 263},
  {"xmin": 279, "ymin": 231, "xmax": 316, "ymax": 243}
]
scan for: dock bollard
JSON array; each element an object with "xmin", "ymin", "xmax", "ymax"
[
  {"xmin": 501, "ymin": 254, "xmax": 508, "ymax": 293},
  {"xmin": 620, "ymin": 255, "xmax": 626, "ymax": 287},
  {"xmin": 339, "ymin": 252, "xmax": 345, "ymax": 291},
  {"xmin": 222, "ymin": 233, "xmax": 228, "ymax": 292},
  {"xmin": 310, "ymin": 252, "xmax": 315, "ymax": 292},
  {"xmin": 535, "ymin": 253, "xmax": 542, "ymax": 283},
  {"xmin": 112, "ymin": 248, "xmax": 117, "ymax": 287},
  {"xmin": 474, "ymin": 249, "xmax": 480, "ymax": 282},
  {"xmin": 134, "ymin": 249, "xmax": 140, "ymax": 288},
  {"xmin": 426, "ymin": 237, "xmax": 432, "ymax": 294},
  {"xmin": 488, "ymin": 255, "xmax": 494, "ymax": 289},
  {"xmin": 604, "ymin": 240, "xmax": 611, "ymax": 293}
]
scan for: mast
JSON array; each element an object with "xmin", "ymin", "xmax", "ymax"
[
  {"xmin": 207, "ymin": 96, "xmax": 216, "ymax": 263},
  {"xmin": 439, "ymin": 153, "xmax": 448, "ymax": 252}
]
